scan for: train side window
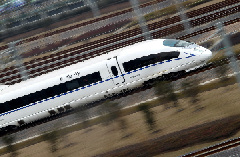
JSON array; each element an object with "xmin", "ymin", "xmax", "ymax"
[
  {"xmin": 28, "ymin": 91, "xmax": 42, "ymax": 103},
  {"xmin": 66, "ymin": 80, "xmax": 80, "ymax": 91},
  {"xmin": 47, "ymin": 85, "xmax": 59, "ymax": 96},
  {"xmin": 53, "ymin": 83, "xmax": 67, "ymax": 95},
  {"xmin": 46, "ymin": 87, "xmax": 55, "ymax": 97},
  {"xmin": 156, "ymin": 52, "xmax": 180, "ymax": 62},
  {"xmin": 0, "ymin": 71, "xmax": 103, "ymax": 115},
  {"xmin": 21, "ymin": 95, "xmax": 29, "ymax": 106},
  {"xmin": 87, "ymin": 72, "xmax": 102, "ymax": 84},
  {"xmin": 77, "ymin": 71, "xmax": 102, "ymax": 87},
  {"xmin": 15, "ymin": 97, "xmax": 24, "ymax": 108},
  {"xmin": 83, "ymin": 75, "xmax": 91, "ymax": 86},
  {"xmin": 0, "ymin": 103, "xmax": 7, "ymax": 114},
  {"xmin": 123, "ymin": 59, "xmax": 135, "ymax": 72},
  {"xmin": 139, "ymin": 55, "xmax": 155, "ymax": 67},
  {"xmin": 58, "ymin": 83, "xmax": 68, "ymax": 94},
  {"xmin": 9, "ymin": 99, "xmax": 19, "ymax": 110},
  {"xmin": 5, "ymin": 102, "xmax": 10, "ymax": 112},
  {"xmin": 35, "ymin": 91, "xmax": 43, "ymax": 102},
  {"xmin": 0, "ymin": 102, "xmax": 9, "ymax": 114},
  {"xmin": 123, "ymin": 52, "xmax": 180, "ymax": 72},
  {"xmin": 77, "ymin": 76, "xmax": 85, "ymax": 87},
  {"xmin": 52, "ymin": 85, "xmax": 61, "ymax": 96},
  {"xmin": 27, "ymin": 93, "xmax": 35, "ymax": 104},
  {"xmin": 40, "ymin": 89, "xmax": 48, "ymax": 99},
  {"xmin": 111, "ymin": 66, "xmax": 118, "ymax": 76},
  {"xmin": 95, "ymin": 72, "xmax": 102, "ymax": 82},
  {"xmin": 123, "ymin": 58, "xmax": 146, "ymax": 73}
]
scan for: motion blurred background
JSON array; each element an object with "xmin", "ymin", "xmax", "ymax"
[{"xmin": 1, "ymin": 0, "xmax": 240, "ymax": 156}]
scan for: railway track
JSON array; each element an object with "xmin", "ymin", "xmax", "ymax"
[
  {"xmin": 181, "ymin": 137, "xmax": 240, "ymax": 157},
  {"xmin": 1, "ymin": 0, "xmax": 240, "ymax": 85},
  {"xmin": 0, "ymin": 0, "xmax": 166, "ymax": 52}
]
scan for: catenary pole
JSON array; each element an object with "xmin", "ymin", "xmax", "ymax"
[
  {"xmin": 216, "ymin": 22, "xmax": 240, "ymax": 87},
  {"xmin": 130, "ymin": 0, "xmax": 152, "ymax": 40}
]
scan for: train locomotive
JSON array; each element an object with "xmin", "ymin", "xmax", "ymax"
[{"xmin": 0, "ymin": 39, "xmax": 212, "ymax": 132}]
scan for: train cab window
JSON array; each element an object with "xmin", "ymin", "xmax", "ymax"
[
  {"xmin": 111, "ymin": 66, "xmax": 118, "ymax": 76},
  {"xmin": 163, "ymin": 39, "xmax": 178, "ymax": 47},
  {"xmin": 175, "ymin": 40, "xmax": 191, "ymax": 47},
  {"xmin": 163, "ymin": 39, "xmax": 191, "ymax": 47}
]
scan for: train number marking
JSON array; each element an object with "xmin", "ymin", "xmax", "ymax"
[
  {"xmin": 130, "ymin": 74, "xmax": 140, "ymax": 79},
  {"xmin": 60, "ymin": 71, "xmax": 81, "ymax": 81}
]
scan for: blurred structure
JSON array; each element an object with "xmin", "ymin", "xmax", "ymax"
[
  {"xmin": 181, "ymin": 78, "xmax": 203, "ymax": 112},
  {"xmin": 172, "ymin": 0, "xmax": 191, "ymax": 35},
  {"xmin": 1, "ymin": 134, "xmax": 19, "ymax": 157},
  {"xmin": 41, "ymin": 130, "xmax": 60, "ymax": 154},
  {"xmin": 8, "ymin": 41, "xmax": 29, "ymax": 81},
  {"xmin": 130, "ymin": 0, "xmax": 152, "ymax": 40},
  {"xmin": 85, "ymin": 0, "xmax": 100, "ymax": 17},
  {"xmin": 216, "ymin": 22, "xmax": 240, "ymax": 87},
  {"xmin": 138, "ymin": 103, "xmax": 157, "ymax": 131},
  {"xmin": 2, "ymin": 0, "xmax": 240, "ymax": 156},
  {"xmin": 154, "ymin": 81, "xmax": 184, "ymax": 112}
]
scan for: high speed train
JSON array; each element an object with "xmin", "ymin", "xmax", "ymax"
[{"xmin": 0, "ymin": 39, "xmax": 212, "ymax": 132}]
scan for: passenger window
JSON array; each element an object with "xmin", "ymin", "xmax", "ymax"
[
  {"xmin": 16, "ymin": 97, "xmax": 24, "ymax": 108},
  {"xmin": 9, "ymin": 99, "xmax": 18, "ymax": 110},
  {"xmin": 28, "ymin": 91, "xmax": 42, "ymax": 102},
  {"xmin": 21, "ymin": 95, "xmax": 29, "ymax": 106},
  {"xmin": 77, "ymin": 71, "xmax": 102, "ymax": 87},
  {"xmin": 1, "ymin": 71, "xmax": 103, "ymax": 114},
  {"xmin": 46, "ymin": 87, "xmax": 55, "ymax": 97},
  {"xmin": 0, "ymin": 102, "xmax": 9, "ymax": 114},
  {"xmin": 123, "ymin": 52, "xmax": 180, "ymax": 72},
  {"xmin": 111, "ymin": 66, "xmax": 118, "ymax": 76},
  {"xmin": 0, "ymin": 103, "xmax": 5, "ymax": 114},
  {"xmin": 56, "ymin": 83, "xmax": 67, "ymax": 94},
  {"xmin": 66, "ymin": 80, "xmax": 80, "ymax": 90}
]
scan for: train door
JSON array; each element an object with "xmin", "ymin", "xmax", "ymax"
[{"xmin": 106, "ymin": 56, "xmax": 125, "ymax": 85}]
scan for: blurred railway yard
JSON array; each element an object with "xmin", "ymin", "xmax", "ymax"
[{"xmin": 1, "ymin": 0, "xmax": 240, "ymax": 156}]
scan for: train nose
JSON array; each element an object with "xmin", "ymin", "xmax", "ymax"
[
  {"xmin": 194, "ymin": 46, "xmax": 212, "ymax": 62},
  {"xmin": 202, "ymin": 48, "xmax": 212, "ymax": 60}
]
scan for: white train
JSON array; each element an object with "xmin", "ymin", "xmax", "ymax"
[{"xmin": 0, "ymin": 39, "xmax": 212, "ymax": 132}]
